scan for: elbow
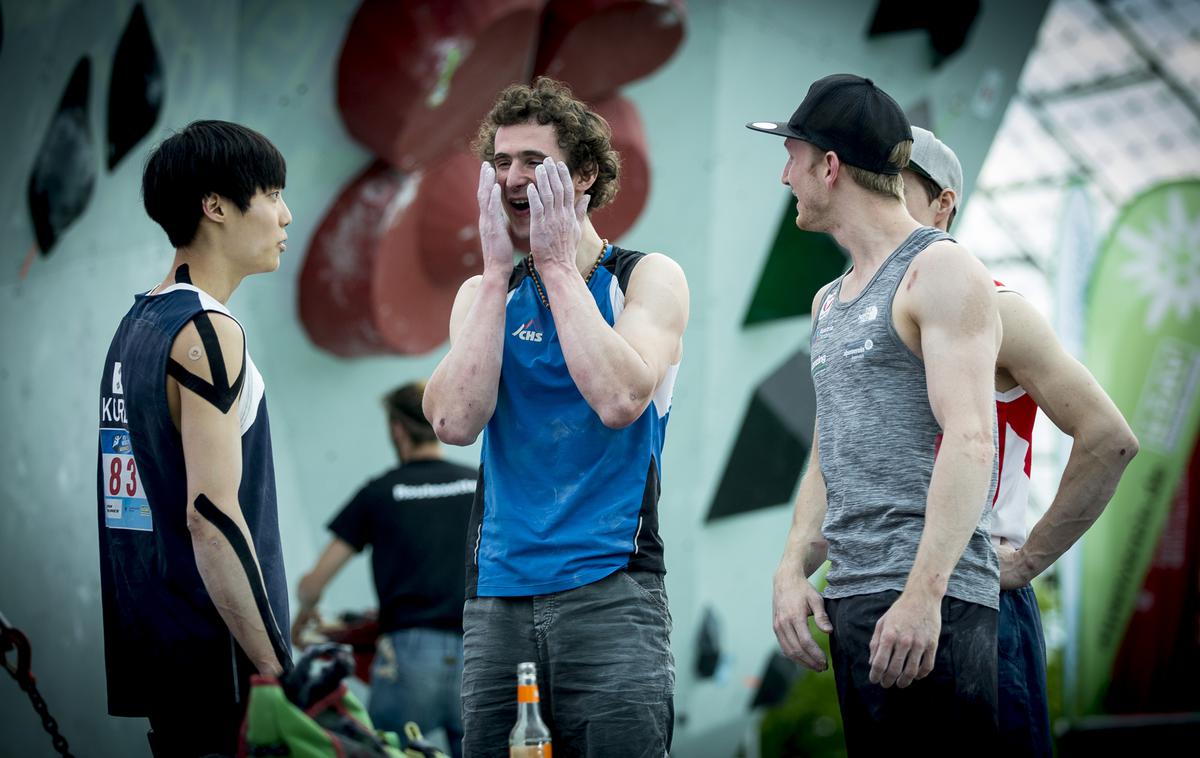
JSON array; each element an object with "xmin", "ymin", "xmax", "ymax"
[
  {"xmin": 423, "ymin": 396, "xmax": 481, "ymax": 446},
  {"xmin": 429, "ymin": 410, "xmax": 481, "ymax": 445},
  {"xmin": 596, "ymin": 378, "xmax": 656, "ymax": 429},
  {"xmin": 185, "ymin": 501, "xmax": 215, "ymax": 541},
  {"xmin": 1102, "ymin": 426, "xmax": 1140, "ymax": 468},
  {"xmin": 597, "ymin": 399, "xmax": 647, "ymax": 429},
  {"xmin": 1077, "ymin": 414, "xmax": 1140, "ymax": 470},
  {"xmin": 979, "ymin": 437, "xmax": 997, "ymax": 463},
  {"xmin": 435, "ymin": 424, "xmax": 480, "ymax": 446},
  {"xmin": 1116, "ymin": 430, "xmax": 1139, "ymax": 463},
  {"xmin": 186, "ymin": 500, "xmax": 202, "ymax": 532},
  {"xmin": 803, "ymin": 539, "xmax": 829, "ymax": 578},
  {"xmin": 185, "ymin": 503, "xmax": 200, "ymax": 535},
  {"xmin": 956, "ymin": 426, "xmax": 995, "ymax": 464},
  {"xmin": 185, "ymin": 494, "xmax": 239, "ymax": 544},
  {"xmin": 297, "ymin": 573, "xmax": 321, "ymax": 607},
  {"xmin": 946, "ymin": 427, "xmax": 995, "ymax": 470}
]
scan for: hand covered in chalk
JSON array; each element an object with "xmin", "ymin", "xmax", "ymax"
[
  {"xmin": 477, "ymin": 161, "xmax": 515, "ymax": 273},
  {"xmin": 527, "ymin": 157, "xmax": 589, "ymax": 272}
]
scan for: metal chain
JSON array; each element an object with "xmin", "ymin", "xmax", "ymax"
[
  {"xmin": 3, "ymin": 610, "xmax": 74, "ymax": 758},
  {"xmin": 18, "ymin": 677, "xmax": 74, "ymax": 757}
]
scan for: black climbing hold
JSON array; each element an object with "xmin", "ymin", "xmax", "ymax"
[
  {"xmin": 28, "ymin": 57, "xmax": 96, "ymax": 256},
  {"xmin": 107, "ymin": 3, "xmax": 163, "ymax": 170}
]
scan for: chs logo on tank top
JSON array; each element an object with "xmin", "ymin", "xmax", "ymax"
[
  {"xmin": 474, "ymin": 245, "xmax": 674, "ymax": 598},
  {"xmin": 511, "ymin": 318, "xmax": 543, "ymax": 342}
]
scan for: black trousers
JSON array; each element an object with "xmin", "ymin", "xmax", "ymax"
[
  {"xmin": 826, "ymin": 590, "xmax": 999, "ymax": 757},
  {"xmin": 147, "ymin": 700, "xmax": 245, "ymax": 758}
]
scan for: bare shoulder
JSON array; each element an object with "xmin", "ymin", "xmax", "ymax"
[
  {"xmin": 907, "ymin": 239, "xmax": 992, "ymax": 295},
  {"xmin": 170, "ymin": 311, "xmax": 245, "ymax": 382},
  {"xmin": 912, "ymin": 238, "xmax": 988, "ymax": 276},
  {"xmin": 997, "ymin": 290, "xmax": 1061, "ymax": 369},
  {"xmin": 626, "ymin": 253, "xmax": 690, "ymax": 310},
  {"xmin": 446, "ymin": 274, "xmax": 487, "ymax": 345},
  {"xmin": 451, "ymin": 273, "xmax": 486, "ymax": 315},
  {"xmin": 996, "ymin": 289, "xmax": 1042, "ymax": 327},
  {"xmin": 904, "ymin": 240, "xmax": 996, "ymax": 334},
  {"xmin": 628, "ymin": 252, "xmax": 687, "ymax": 289},
  {"xmin": 459, "ymin": 273, "xmax": 484, "ymax": 295},
  {"xmin": 619, "ymin": 253, "xmax": 690, "ymax": 340}
]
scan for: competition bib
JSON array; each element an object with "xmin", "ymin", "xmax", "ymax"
[{"xmin": 100, "ymin": 428, "xmax": 152, "ymax": 531}]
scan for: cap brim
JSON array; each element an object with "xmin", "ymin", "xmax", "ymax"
[
  {"xmin": 907, "ymin": 159, "xmax": 939, "ymax": 186},
  {"xmin": 746, "ymin": 121, "xmax": 800, "ymax": 138}
]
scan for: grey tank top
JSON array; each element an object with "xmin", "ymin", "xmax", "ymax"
[{"xmin": 810, "ymin": 226, "xmax": 999, "ymax": 609}]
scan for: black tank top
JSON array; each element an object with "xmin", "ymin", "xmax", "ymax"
[{"xmin": 97, "ymin": 283, "xmax": 289, "ymax": 716}]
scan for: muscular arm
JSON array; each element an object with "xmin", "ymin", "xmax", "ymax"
[
  {"xmin": 423, "ymin": 163, "xmax": 516, "ymax": 445},
  {"xmin": 782, "ymin": 285, "xmax": 834, "ymax": 580},
  {"xmin": 525, "ymin": 158, "xmax": 688, "ymax": 427},
  {"xmin": 905, "ymin": 243, "xmax": 1000, "ymax": 599},
  {"xmin": 869, "ymin": 243, "xmax": 1000, "ymax": 688},
  {"xmin": 772, "ymin": 285, "xmax": 834, "ymax": 670},
  {"xmin": 778, "ymin": 433, "xmax": 829, "ymax": 585},
  {"xmin": 996, "ymin": 292, "xmax": 1138, "ymax": 588},
  {"xmin": 292, "ymin": 537, "xmax": 357, "ymax": 645},
  {"xmin": 176, "ymin": 313, "xmax": 290, "ymax": 676},
  {"xmin": 773, "ymin": 428, "xmax": 835, "ymax": 667},
  {"xmin": 539, "ymin": 254, "xmax": 689, "ymax": 428},
  {"xmin": 423, "ymin": 273, "xmax": 508, "ymax": 444},
  {"xmin": 796, "ymin": 440, "xmax": 830, "ymax": 579}
]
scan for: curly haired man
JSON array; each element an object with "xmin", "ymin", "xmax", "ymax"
[{"xmin": 424, "ymin": 77, "xmax": 690, "ymax": 756}]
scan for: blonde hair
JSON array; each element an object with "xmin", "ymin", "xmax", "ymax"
[{"xmin": 844, "ymin": 141, "xmax": 912, "ymax": 202}]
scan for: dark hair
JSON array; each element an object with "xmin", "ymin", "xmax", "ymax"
[
  {"xmin": 383, "ymin": 381, "xmax": 436, "ymax": 445},
  {"xmin": 142, "ymin": 120, "xmax": 287, "ymax": 248},
  {"xmin": 472, "ymin": 77, "xmax": 620, "ymax": 210},
  {"xmin": 910, "ymin": 170, "xmax": 957, "ymax": 230}
]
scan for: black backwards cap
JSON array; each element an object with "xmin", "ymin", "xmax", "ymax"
[{"xmin": 746, "ymin": 74, "xmax": 913, "ymax": 175}]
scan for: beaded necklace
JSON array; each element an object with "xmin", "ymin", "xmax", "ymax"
[{"xmin": 527, "ymin": 239, "xmax": 609, "ymax": 311}]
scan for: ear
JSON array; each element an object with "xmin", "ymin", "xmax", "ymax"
[
  {"xmin": 573, "ymin": 164, "xmax": 597, "ymax": 195},
  {"xmin": 824, "ymin": 151, "xmax": 840, "ymax": 188},
  {"xmin": 200, "ymin": 193, "xmax": 226, "ymax": 224},
  {"xmin": 935, "ymin": 189, "xmax": 957, "ymax": 226}
]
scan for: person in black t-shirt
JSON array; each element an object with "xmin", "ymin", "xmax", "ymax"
[{"xmin": 292, "ymin": 381, "xmax": 476, "ymax": 757}]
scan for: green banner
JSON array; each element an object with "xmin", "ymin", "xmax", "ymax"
[{"xmin": 1077, "ymin": 180, "xmax": 1200, "ymax": 715}]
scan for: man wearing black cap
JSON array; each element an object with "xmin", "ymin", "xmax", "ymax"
[
  {"xmin": 750, "ymin": 75, "xmax": 1003, "ymax": 751},
  {"xmin": 902, "ymin": 127, "xmax": 1138, "ymax": 758}
]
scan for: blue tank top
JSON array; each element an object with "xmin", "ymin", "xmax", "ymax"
[
  {"xmin": 467, "ymin": 245, "xmax": 679, "ymax": 597},
  {"xmin": 96, "ymin": 282, "xmax": 289, "ymax": 716}
]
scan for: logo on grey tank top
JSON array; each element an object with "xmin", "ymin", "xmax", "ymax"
[
  {"xmin": 811, "ymin": 353, "xmax": 829, "ymax": 375},
  {"xmin": 842, "ymin": 338, "xmax": 875, "ymax": 359}
]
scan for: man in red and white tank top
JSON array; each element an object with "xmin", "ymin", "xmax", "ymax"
[
  {"xmin": 903, "ymin": 126, "xmax": 1139, "ymax": 757},
  {"xmin": 991, "ymin": 282, "xmax": 1039, "ymax": 553}
]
